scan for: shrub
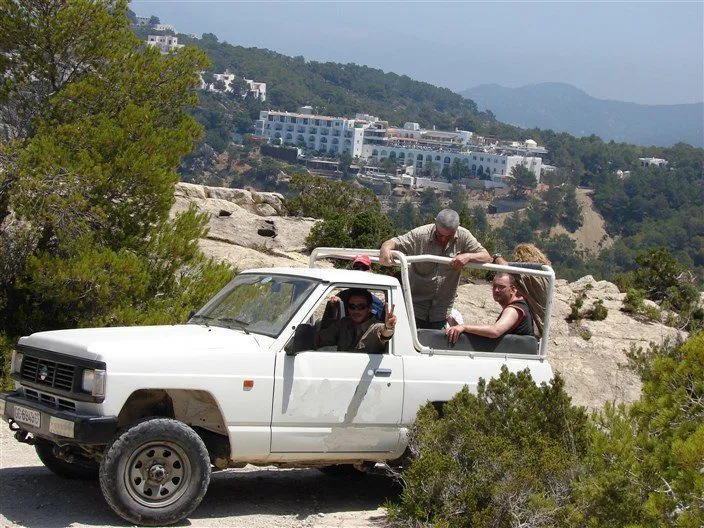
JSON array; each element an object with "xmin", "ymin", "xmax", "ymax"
[
  {"xmin": 567, "ymin": 294, "xmax": 585, "ymax": 322},
  {"xmin": 579, "ymin": 327, "xmax": 592, "ymax": 341},
  {"xmin": 623, "ymin": 288, "xmax": 661, "ymax": 321},
  {"xmin": 387, "ymin": 367, "xmax": 589, "ymax": 528},
  {"xmin": 586, "ymin": 299, "xmax": 608, "ymax": 321},
  {"xmin": 577, "ymin": 335, "xmax": 704, "ymax": 526}
]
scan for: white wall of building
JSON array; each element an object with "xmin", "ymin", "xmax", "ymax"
[
  {"xmin": 360, "ymin": 144, "xmax": 542, "ymax": 183},
  {"xmin": 252, "ymin": 110, "xmax": 545, "ymax": 181},
  {"xmin": 255, "ymin": 110, "xmax": 364, "ymax": 157},
  {"xmin": 146, "ymin": 35, "xmax": 183, "ymax": 53}
]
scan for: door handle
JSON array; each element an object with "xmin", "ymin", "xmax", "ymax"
[{"xmin": 374, "ymin": 368, "xmax": 392, "ymax": 377}]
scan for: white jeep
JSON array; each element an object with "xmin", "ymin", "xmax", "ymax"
[{"xmin": 0, "ymin": 248, "xmax": 555, "ymax": 526}]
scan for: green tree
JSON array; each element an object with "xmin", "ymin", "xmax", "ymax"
[
  {"xmin": 575, "ymin": 335, "xmax": 704, "ymax": 527},
  {"xmin": 389, "ymin": 200, "xmax": 418, "ymax": 231},
  {"xmin": 448, "ymin": 182, "xmax": 467, "ymax": 212},
  {"xmin": 418, "ymin": 187, "xmax": 441, "ymax": 220},
  {"xmin": 305, "ymin": 209, "xmax": 396, "ymax": 252},
  {"xmin": 339, "ymin": 151, "xmax": 353, "ymax": 177},
  {"xmin": 286, "ymin": 173, "xmax": 377, "ymax": 218},
  {"xmin": 508, "ymin": 164, "xmax": 538, "ymax": 198},
  {"xmin": 0, "ymin": 1, "xmax": 231, "ymax": 385},
  {"xmin": 378, "ymin": 157, "xmax": 398, "ymax": 174}
]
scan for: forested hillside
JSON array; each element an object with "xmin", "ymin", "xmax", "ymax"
[
  {"xmin": 182, "ymin": 33, "xmax": 481, "ymax": 130},
  {"xmin": 140, "ymin": 21, "xmax": 703, "ymax": 297}
]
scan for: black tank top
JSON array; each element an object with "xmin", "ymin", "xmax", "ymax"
[{"xmin": 500, "ymin": 299, "xmax": 534, "ymax": 336}]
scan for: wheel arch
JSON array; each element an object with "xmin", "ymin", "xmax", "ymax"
[{"xmin": 117, "ymin": 389, "xmax": 230, "ymax": 464}]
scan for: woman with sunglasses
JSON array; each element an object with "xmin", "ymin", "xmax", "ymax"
[{"xmin": 316, "ymin": 288, "xmax": 396, "ymax": 353}]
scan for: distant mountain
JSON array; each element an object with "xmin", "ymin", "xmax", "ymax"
[{"xmin": 460, "ymin": 83, "xmax": 703, "ymax": 147}]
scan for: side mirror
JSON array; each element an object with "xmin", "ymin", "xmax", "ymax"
[
  {"xmin": 285, "ymin": 324, "xmax": 315, "ymax": 356},
  {"xmin": 188, "ymin": 310, "xmax": 196, "ymax": 320}
]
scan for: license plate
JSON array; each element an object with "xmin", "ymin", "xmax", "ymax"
[{"xmin": 14, "ymin": 406, "xmax": 41, "ymax": 428}]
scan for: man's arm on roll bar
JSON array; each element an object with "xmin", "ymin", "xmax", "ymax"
[
  {"xmin": 449, "ymin": 249, "xmax": 492, "ymax": 270},
  {"xmin": 379, "ymin": 239, "xmax": 397, "ymax": 266}
]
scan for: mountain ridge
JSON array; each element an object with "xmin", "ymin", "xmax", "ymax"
[{"xmin": 460, "ymin": 82, "xmax": 704, "ymax": 147}]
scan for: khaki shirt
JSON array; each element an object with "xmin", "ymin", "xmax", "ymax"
[
  {"xmin": 392, "ymin": 224, "xmax": 485, "ymax": 322},
  {"xmin": 316, "ymin": 316, "xmax": 390, "ymax": 353}
]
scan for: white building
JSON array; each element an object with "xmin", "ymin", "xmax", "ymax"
[
  {"xmin": 200, "ymin": 71, "xmax": 266, "ymax": 101},
  {"xmin": 253, "ymin": 108, "xmax": 546, "ymax": 183},
  {"xmin": 153, "ymin": 23, "xmax": 175, "ymax": 33},
  {"xmin": 639, "ymin": 157, "xmax": 668, "ymax": 168},
  {"xmin": 146, "ymin": 35, "xmax": 183, "ymax": 53},
  {"xmin": 245, "ymin": 79, "xmax": 267, "ymax": 101},
  {"xmin": 255, "ymin": 108, "xmax": 370, "ymax": 157},
  {"xmin": 361, "ymin": 139, "xmax": 542, "ymax": 184}
]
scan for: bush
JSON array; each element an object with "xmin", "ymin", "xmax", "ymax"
[
  {"xmin": 387, "ymin": 367, "xmax": 589, "ymax": 528},
  {"xmin": 623, "ymin": 288, "xmax": 661, "ymax": 321},
  {"xmin": 567, "ymin": 294, "xmax": 585, "ymax": 322},
  {"xmin": 576, "ymin": 335, "xmax": 704, "ymax": 527},
  {"xmin": 586, "ymin": 299, "xmax": 608, "ymax": 321}
]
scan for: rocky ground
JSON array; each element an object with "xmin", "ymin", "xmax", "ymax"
[{"xmin": 0, "ymin": 424, "xmax": 392, "ymax": 527}]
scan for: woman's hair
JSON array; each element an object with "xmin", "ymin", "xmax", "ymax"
[{"xmin": 512, "ymin": 243, "xmax": 551, "ymax": 265}]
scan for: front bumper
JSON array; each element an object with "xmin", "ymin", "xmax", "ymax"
[{"xmin": 1, "ymin": 391, "xmax": 118, "ymax": 445}]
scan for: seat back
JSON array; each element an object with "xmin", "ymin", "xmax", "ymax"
[{"xmin": 417, "ymin": 329, "xmax": 539, "ymax": 355}]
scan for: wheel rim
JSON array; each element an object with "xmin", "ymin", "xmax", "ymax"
[{"xmin": 123, "ymin": 440, "xmax": 192, "ymax": 508}]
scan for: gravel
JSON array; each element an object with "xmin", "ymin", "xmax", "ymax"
[{"xmin": 0, "ymin": 425, "xmax": 395, "ymax": 527}]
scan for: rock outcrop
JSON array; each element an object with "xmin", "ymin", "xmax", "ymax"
[
  {"xmin": 173, "ymin": 183, "xmax": 687, "ymax": 411},
  {"xmin": 172, "ymin": 182, "xmax": 317, "ymax": 269}
]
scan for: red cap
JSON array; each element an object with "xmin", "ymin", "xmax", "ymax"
[{"xmin": 352, "ymin": 254, "xmax": 372, "ymax": 267}]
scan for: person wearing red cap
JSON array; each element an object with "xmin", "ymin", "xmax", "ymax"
[{"xmin": 351, "ymin": 254, "xmax": 372, "ymax": 270}]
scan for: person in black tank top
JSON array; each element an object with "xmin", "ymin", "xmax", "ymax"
[
  {"xmin": 446, "ymin": 272, "xmax": 535, "ymax": 343},
  {"xmin": 501, "ymin": 298, "xmax": 533, "ymax": 336}
]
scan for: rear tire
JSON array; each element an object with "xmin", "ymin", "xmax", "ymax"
[
  {"xmin": 99, "ymin": 418, "xmax": 211, "ymax": 526},
  {"xmin": 35, "ymin": 439, "xmax": 99, "ymax": 480}
]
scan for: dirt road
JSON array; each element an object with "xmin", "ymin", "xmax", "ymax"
[{"xmin": 0, "ymin": 425, "xmax": 395, "ymax": 527}]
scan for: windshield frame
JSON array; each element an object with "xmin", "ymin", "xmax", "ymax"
[{"xmin": 189, "ymin": 273, "xmax": 321, "ymax": 338}]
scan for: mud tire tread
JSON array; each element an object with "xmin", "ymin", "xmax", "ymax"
[{"xmin": 99, "ymin": 418, "xmax": 211, "ymax": 526}]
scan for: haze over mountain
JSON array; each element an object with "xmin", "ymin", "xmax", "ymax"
[{"xmin": 461, "ymin": 83, "xmax": 704, "ymax": 148}]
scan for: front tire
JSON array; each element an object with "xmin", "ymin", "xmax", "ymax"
[
  {"xmin": 35, "ymin": 439, "xmax": 99, "ymax": 480},
  {"xmin": 99, "ymin": 418, "xmax": 211, "ymax": 526}
]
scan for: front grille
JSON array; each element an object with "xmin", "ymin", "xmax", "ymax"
[
  {"xmin": 15, "ymin": 345, "xmax": 106, "ymax": 403},
  {"xmin": 24, "ymin": 388, "xmax": 77, "ymax": 412},
  {"xmin": 21, "ymin": 355, "xmax": 76, "ymax": 392}
]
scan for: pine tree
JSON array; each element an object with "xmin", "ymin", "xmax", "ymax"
[{"xmin": 0, "ymin": 1, "xmax": 231, "ymax": 384}]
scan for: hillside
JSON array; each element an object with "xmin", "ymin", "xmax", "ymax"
[
  {"xmin": 461, "ymin": 82, "xmax": 704, "ymax": 147},
  {"xmin": 181, "ymin": 32, "xmax": 482, "ymax": 129}
]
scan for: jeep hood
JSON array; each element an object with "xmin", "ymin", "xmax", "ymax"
[{"xmin": 18, "ymin": 324, "xmax": 269, "ymax": 363}]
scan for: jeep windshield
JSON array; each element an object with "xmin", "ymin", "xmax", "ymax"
[{"xmin": 189, "ymin": 274, "xmax": 319, "ymax": 337}]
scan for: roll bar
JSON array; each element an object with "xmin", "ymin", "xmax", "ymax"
[{"xmin": 309, "ymin": 247, "xmax": 555, "ymax": 359}]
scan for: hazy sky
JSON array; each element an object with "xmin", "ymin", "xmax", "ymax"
[{"xmin": 132, "ymin": 1, "xmax": 704, "ymax": 105}]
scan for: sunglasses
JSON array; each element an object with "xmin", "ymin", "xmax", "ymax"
[
  {"xmin": 352, "ymin": 264, "xmax": 370, "ymax": 271},
  {"xmin": 348, "ymin": 303, "xmax": 369, "ymax": 311}
]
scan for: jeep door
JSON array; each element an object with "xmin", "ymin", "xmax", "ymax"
[{"xmin": 270, "ymin": 286, "xmax": 404, "ymax": 455}]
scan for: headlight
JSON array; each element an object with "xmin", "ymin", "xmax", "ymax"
[
  {"xmin": 81, "ymin": 369, "xmax": 106, "ymax": 397},
  {"xmin": 10, "ymin": 351, "xmax": 23, "ymax": 374}
]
